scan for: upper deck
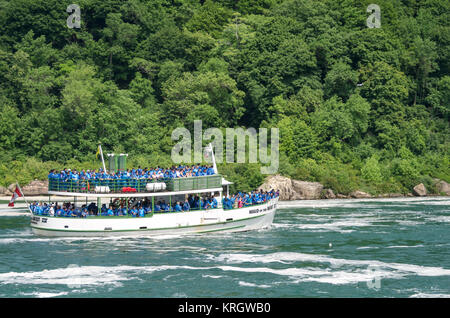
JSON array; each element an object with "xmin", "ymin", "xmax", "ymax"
[{"xmin": 48, "ymin": 174, "xmax": 223, "ymax": 197}]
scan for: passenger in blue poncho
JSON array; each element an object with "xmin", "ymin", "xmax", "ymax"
[
  {"xmin": 34, "ymin": 204, "xmax": 42, "ymax": 215},
  {"xmin": 65, "ymin": 207, "xmax": 72, "ymax": 217},
  {"xmin": 138, "ymin": 206, "xmax": 145, "ymax": 217},
  {"xmin": 56, "ymin": 206, "xmax": 64, "ymax": 217},
  {"xmin": 107, "ymin": 205, "xmax": 114, "ymax": 216},
  {"xmin": 81, "ymin": 206, "xmax": 88, "ymax": 218}
]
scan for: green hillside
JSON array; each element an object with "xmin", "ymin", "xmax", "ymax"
[{"xmin": 0, "ymin": 0, "xmax": 448, "ymax": 195}]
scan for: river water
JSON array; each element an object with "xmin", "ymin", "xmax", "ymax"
[{"xmin": 0, "ymin": 197, "xmax": 448, "ymax": 298}]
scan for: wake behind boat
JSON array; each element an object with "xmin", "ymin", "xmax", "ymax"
[{"xmin": 29, "ymin": 145, "xmax": 279, "ymax": 237}]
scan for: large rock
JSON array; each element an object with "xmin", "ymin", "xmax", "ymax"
[
  {"xmin": 0, "ymin": 186, "xmax": 11, "ymax": 196},
  {"xmin": 349, "ymin": 190, "xmax": 372, "ymax": 198},
  {"xmin": 291, "ymin": 180, "xmax": 323, "ymax": 200},
  {"xmin": 7, "ymin": 183, "xmax": 16, "ymax": 193},
  {"xmin": 258, "ymin": 175, "xmax": 323, "ymax": 200},
  {"xmin": 434, "ymin": 179, "xmax": 450, "ymax": 195},
  {"xmin": 413, "ymin": 183, "xmax": 427, "ymax": 197},
  {"xmin": 258, "ymin": 175, "xmax": 295, "ymax": 200},
  {"xmin": 21, "ymin": 180, "xmax": 48, "ymax": 196},
  {"xmin": 323, "ymin": 189, "xmax": 336, "ymax": 199}
]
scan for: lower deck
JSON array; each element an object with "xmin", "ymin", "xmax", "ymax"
[{"xmin": 30, "ymin": 198, "xmax": 278, "ymax": 237}]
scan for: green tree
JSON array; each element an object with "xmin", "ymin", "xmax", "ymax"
[
  {"xmin": 162, "ymin": 71, "xmax": 245, "ymax": 128},
  {"xmin": 324, "ymin": 61, "xmax": 358, "ymax": 100},
  {"xmin": 361, "ymin": 155, "xmax": 383, "ymax": 183}
]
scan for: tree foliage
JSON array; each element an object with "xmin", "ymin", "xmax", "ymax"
[{"xmin": 0, "ymin": 0, "xmax": 448, "ymax": 194}]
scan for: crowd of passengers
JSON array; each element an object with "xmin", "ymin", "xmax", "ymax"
[
  {"xmin": 29, "ymin": 190, "xmax": 279, "ymax": 217},
  {"xmin": 48, "ymin": 165, "xmax": 216, "ymax": 182}
]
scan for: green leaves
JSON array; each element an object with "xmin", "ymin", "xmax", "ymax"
[
  {"xmin": 185, "ymin": 0, "xmax": 233, "ymax": 38},
  {"xmin": 0, "ymin": 0, "xmax": 448, "ymax": 194},
  {"xmin": 161, "ymin": 70, "xmax": 245, "ymax": 128},
  {"xmin": 361, "ymin": 155, "xmax": 383, "ymax": 183},
  {"xmin": 324, "ymin": 61, "xmax": 359, "ymax": 100}
]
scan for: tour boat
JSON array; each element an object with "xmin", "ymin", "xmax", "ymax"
[{"xmin": 29, "ymin": 146, "xmax": 278, "ymax": 237}]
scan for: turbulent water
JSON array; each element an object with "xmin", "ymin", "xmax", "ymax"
[{"xmin": 0, "ymin": 197, "xmax": 449, "ymax": 298}]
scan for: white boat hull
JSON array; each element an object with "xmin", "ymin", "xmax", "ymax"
[{"xmin": 30, "ymin": 198, "xmax": 278, "ymax": 237}]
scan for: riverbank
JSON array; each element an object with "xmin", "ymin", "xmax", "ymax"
[
  {"xmin": 2, "ymin": 175, "xmax": 450, "ymax": 201},
  {"xmin": 258, "ymin": 175, "xmax": 450, "ymax": 201}
]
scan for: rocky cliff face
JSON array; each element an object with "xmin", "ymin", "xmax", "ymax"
[
  {"xmin": 349, "ymin": 190, "xmax": 372, "ymax": 198},
  {"xmin": 258, "ymin": 175, "xmax": 324, "ymax": 200},
  {"xmin": 434, "ymin": 179, "xmax": 450, "ymax": 195},
  {"xmin": 257, "ymin": 175, "xmax": 296, "ymax": 200},
  {"xmin": 291, "ymin": 180, "xmax": 324, "ymax": 200},
  {"xmin": 413, "ymin": 183, "xmax": 427, "ymax": 196},
  {"xmin": 258, "ymin": 175, "xmax": 449, "ymax": 201},
  {"xmin": 22, "ymin": 180, "xmax": 49, "ymax": 195},
  {"xmin": 0, "ymin": 186, "xmax": 11, "ymax": 196},
  {"xmin": 6, "ymin": 180, "xmax": 49, "ymax": 196}
]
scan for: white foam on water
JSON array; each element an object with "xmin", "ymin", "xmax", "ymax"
[
  {"xmin": 214, "ymin": 252, "xmax": 450, "ymax": 278},
  {"xmin": 202, "ymin": 274, "xmax": 224, "ymax": 279},
  {"xmin": 426, "ymin": 216, "xmax": 450, "ymax": 223},
  {"xmin": 295, "ymin": 220, "xmax": 373, "ymax": 232},
  {"xmin": 410, "ymin": 293, "xmax": 450, "ymax": 298},
  {"xmin": 270, "ymin": 223, "xmax": 292, "ymax": 229},
  {"xmin": 217, "ymin": 265, "xmax": 402, "ymax": 285},
  {"xmin": 0, "ymin": 237, "xmax": 59, "ymax": 245},
  {"xmin": 386, "ymin": 245, "xmax": 425, "ymax": 249},
  {"xmin": 278, "ymin": 202, "xmax": 382, "ymax": 210},
  {"xmin": 396, "ymin": 220, "xmax": 423, "ymax": 226},
  {"xmin": 0, "ymin": 211, "xmax": 29, "ymax": 216},
  {"xmin": 356, "ymin": 246, "xmax": 380, "ymax": 250},
  {"xmin": 0, "ymin": 229, "xmax": 33, "ymax": 237},
  {"xmin": 271, "ymin": 218, "xmax": 379, "ymax": 233},
  {"xmin": 0, "ymin": 233, "xmax": 187, "ymax": 245},
  {"xmin": 410, "ymin": 200, "xmax": 450, "ymax": 206},
  {"xmin": 0, "ymin": 264, "xmax": 208, "ymax": 287},
  {"xmin": 20, "ymin": 291, "xmax": 70, "ymax": 298},
  {"xmin": 0, "ymin": 266, "xmax": 125, "ymax": 287},
  {"xmin": 271, "ymin": 222, "xmax": 355, "ymax": 233},
  {"xmin": 238, "ymin": 281, "xmax": 272, "ymax": 288},
  {"xmin": 277, "ymin": 197, "xmax": 450, "ymax": 209}
]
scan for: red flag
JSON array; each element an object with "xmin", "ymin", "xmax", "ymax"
[{"xmin": 8, "ymin": 185, "xmax": 23, "ymax": 207}]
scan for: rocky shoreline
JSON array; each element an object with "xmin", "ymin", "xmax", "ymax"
[
  {"xmin": 0, "ymin": 180, "xmax": 49, "ymax": 197},
  {"xmin": 258, "ymin": 175, "xmax": 450, "ymax": 200},
  {"xmin": 0, "ymin": 176, "xmax": 449, "ymax": 200}
]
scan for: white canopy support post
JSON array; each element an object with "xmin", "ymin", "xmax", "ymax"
[
  {"xmin": 207, "ymin": 143, "xmax": 218, "ymax": 174},
  {"xmin": 98, "ymin": 143, "xmax": 107, "ymax": 173}
]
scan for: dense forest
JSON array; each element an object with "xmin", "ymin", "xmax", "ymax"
[{"xmin": 0, "ymin": 0, "xmax": 448, "ymax": 195}]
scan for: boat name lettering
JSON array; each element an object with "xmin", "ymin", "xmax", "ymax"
[
  {"xmin": 41, "ymin": 218, "xmax": 47, "ymax": 223},
  {"xmin": 31, "ymin": 216, "xmax": 40, "ymax": 224},
  {"xmin": 249, "ymin": 208, "xmax": 261, "ymax": 214}
]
